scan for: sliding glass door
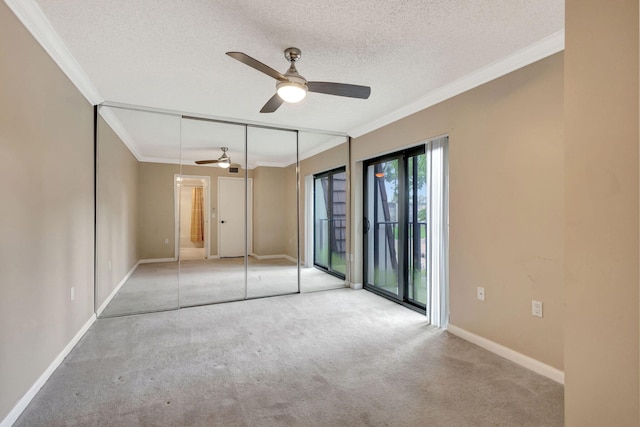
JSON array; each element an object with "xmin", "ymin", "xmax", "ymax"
[
  {"xmin": 314, "ymin": 167, "xmax": 347, "ymax": 278},
  {"xmin": 407, "ymin": 153, "xmax": 428, "ymax": 306},
  {"xmin": 364, "ymin": 147, "xmax": 427, "ymax": 311}
]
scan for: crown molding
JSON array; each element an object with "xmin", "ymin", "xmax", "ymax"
[
  {"xmin": 98, "ymin": 107, "xmax": 143, "ymax": 161},
  {"xmin": 299, "ymin": 135, "xmax": 347, "ymax": 162},
  {"xmin": 5, "ymin": 0, "xmax": 103, "ymax": 105},
  {"xmin": 348, "ymin": 30, "xmax": 565, "ymax": 138}
]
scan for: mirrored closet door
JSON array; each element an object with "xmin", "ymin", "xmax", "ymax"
[
  {"xmin": 246, "ymin": 126, "xmax": 299, "ymax": 298},
  {"xmin": 298, "ymin": 133, "xmax": 350, "ymax": 293},
  {"xmin": 178, "ymin": 117, "xmax": 248, "ymax": 307},
  {"xmin": 95, "ymin": 103, "xmax": 351, "ymax": 318}
]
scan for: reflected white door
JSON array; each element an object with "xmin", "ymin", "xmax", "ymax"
[{"xmin": 218, "ymin": 177, "xmax": 251, "ymax": 257}]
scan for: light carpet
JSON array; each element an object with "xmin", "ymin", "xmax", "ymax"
[{"xmin": 16, "ymin": 289, "xmax": 563, "ymax": 426}]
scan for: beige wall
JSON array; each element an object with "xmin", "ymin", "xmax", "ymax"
[
  {"xmin": 0, "ymin": 2, "xmax": 94, "ymax": 421},
  {"xmin": 351, "ymin": 53, "xmax": 564, "ymax": 369},
  {"xmin": 138, "ymin": 162, "xmax": 180, "ymax": 259},
  {"xmin": 564, "ymin": 0, "xmax": 639, "ymax": 425},
  {"xmin": 96, "ymin": 116, "xmax": 139, "ymax": 308},
  {"xmin": 285, "ymin": 163, "xmax": 298, "ymax": 260},
  {"xmin": 299, "ymin": 143, "xmax": 349, "ymax": 264},
  {"xmin": 252, "ymin": 166, "xmax": 288, "ymax": 256}
]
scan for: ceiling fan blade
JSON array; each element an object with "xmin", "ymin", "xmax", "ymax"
[
  {"xmin": 226, "ymin": 52, "xmax": 287, "ymax": 81},
  {"xmin": 307, "ymin": 81, "xmax": 371, "ymax": 99},
  {"xmin": 260, "ymin": 93, "xmax": 285, "ymax": 113},
  {"xmin": 195, "ymin": 160, "xmax": 218, "ymax": 165}
]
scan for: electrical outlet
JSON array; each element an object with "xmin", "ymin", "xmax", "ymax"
[
  {"xmin": 70, "ymin": 287, "xmax": 75, "ymax": 301},
  {"xmin": 108, "ymin": 260, "xmax": 112, "ymax": 271},
  {"xmin": 164, "ymin": 238, "xmax": 169, "ymax": 244},
  {"xmin": 477, "ymin": 287, "xmax": 485, "ymax": 301},
  {"xmin": 532, "ymin": 300, "xmax": 543, "ymax": 318}
]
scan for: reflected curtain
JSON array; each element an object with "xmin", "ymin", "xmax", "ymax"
[
  {"xmin": 427, "ymin": 136, "xmax": 449, "ymax": 327},
  {"xmin": 190, "ymin": 187, "xmax": 204, "ymax": 242}
]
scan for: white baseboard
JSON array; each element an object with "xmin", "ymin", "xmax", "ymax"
[
  {"xmin": 96, "ymin": 261, "xmax": 139, "ymax": 316},
  {"xmin": 207, "ymin": 255, "xmax": 220, "ymax": 259},
  {"xmin": 349, "ymin": 282, "xmax": 363, "ymax": 290},
  {"xmin": 251, "ymin": 253, "xmax": 298, "ymax": 263},
  {"xmin": 139, "ymin": 257, "xmax": 176, "ymax": 264},
  {"xmin": 1, "ymin": 314, "xmax": 96, "ymax": 427},
  {"xmin": 447, "ymin": 324, "xmax": 564, "ymax": 384}
]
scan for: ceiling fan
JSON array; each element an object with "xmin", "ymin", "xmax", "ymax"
[
  {"xmin": 195, "ymin": 147, "xmax": 239, "ymax": 168},
  {"xmin": 226, "ymin": 47, "xmax": 371, "ymax": 113}
]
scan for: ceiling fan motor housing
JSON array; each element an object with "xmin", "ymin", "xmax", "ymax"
[{"xmin": 284, "ymin": 47, "xmax": 301, "ymax": 62}]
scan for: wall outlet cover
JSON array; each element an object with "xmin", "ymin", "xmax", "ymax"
[{"xmin": 532, "ymin": 300, "xmax": 543, "ymax": 317}]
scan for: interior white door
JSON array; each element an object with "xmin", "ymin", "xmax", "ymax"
[{"xmin": 219, "ymin": 177, "xmax": 247, "ymax": 257}]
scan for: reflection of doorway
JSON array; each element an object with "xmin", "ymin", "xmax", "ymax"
[
  {"xmin": 218, "ymin": 177, "xmax": 252, "ymax": 258},
  {"xmin": 175, "ymin": 175, "xmax": 210, "ymax": 261}
]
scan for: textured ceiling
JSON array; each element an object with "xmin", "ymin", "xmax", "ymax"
[{"xmin": 28, "ymin": 0, "xmax": 563, "ymax": 160}]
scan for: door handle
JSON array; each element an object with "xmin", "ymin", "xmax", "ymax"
[{"xmin": 221, "ymin": 220, "xmax": 226, "ymax": 224}]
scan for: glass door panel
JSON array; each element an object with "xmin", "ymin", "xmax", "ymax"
[
  {"xmin": 365, "ymin": 159, "xmax": 400, "ymax": 297},
  {"xmin": 330, "ymin": 170, "xmax": 347, "ymax": 276},
  {"xmin": 364, "ymin": 147, "xmax": 427, "ymax": 311},
  {"xmin": 408, "ymin": 153, "xmax": 427, "ymax": 307},
  {"xmin": 314, "ymin": 176, "xmax": 329, "ymax": 269}
]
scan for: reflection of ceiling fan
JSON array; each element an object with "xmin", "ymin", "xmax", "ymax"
[
  {"xmin": 195, "ymin": 147, "xmax": 239, "ymax": 168},
  {"xmin": 227, "ymin": 47, "xmax": 371, "ymax": 113}
]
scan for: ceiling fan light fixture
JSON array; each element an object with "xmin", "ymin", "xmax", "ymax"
[
  {"xmin": 276, "ymin": 81, "xmax": 307, "ymax": 103},
  {"xmin": 218, "ymin": 157, "xmax": 231, "ymax": 168}
]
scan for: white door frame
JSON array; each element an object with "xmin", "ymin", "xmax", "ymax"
[
  {"xmin": 174, "ymin": 174, "xmax": 211, "ymax": 259},
  {"xmin": 218, "ymin": 177, "xmax": 252, "ymax": 257}
]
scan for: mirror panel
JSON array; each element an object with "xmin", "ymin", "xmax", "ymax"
[
  {"xmin": 178, "ymin": 118, "xmax": 247, "ymax": 306},
  {"xmin": 298, "ymin": 133, "xmax": 350, "ymax": 292},
  {"xmin": 246, "ymin": 126, "xmax": 299, "ymax": 298},
  {"xmin": 96, "ymin": 106, "xmax": 181, "ymax": 317}
]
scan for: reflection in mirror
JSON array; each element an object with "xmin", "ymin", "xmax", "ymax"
[
  {"xmin": 246, "ymin": 127, "xmax": 299, "ymax": 298},
  {"xmin": 95, "ymin": 103, "xmax": 348, "ymax": 317},
  {"xmin": 96, "ymin": 106, "xmax": 181, "ymax": 317},
  {"xmin": 178, "ymin": 118, "xmax": 247, "ymax": 306},
  {"xmin": 299, "ymin": 133, "xmax": 350, "ymax": 292}
]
